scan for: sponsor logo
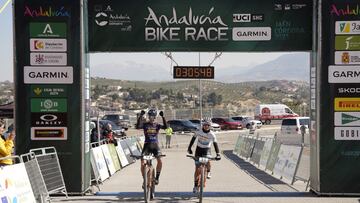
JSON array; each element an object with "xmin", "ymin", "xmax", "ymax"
[
  {"xmin": 274, "ymin": 20, "xmax": 305, "ymax": 40},
  {"xmin": 284, "ymin": 4, "xmax": 291, "ymax": 10},
  {"xmin": 24, "ymin": 66, "xmax": 73, "ymax": 84},
  {"xmin": 335, "ymin": 51, "xmax": 360, "ymax": 64},
  {"xmin": 274, "ymin": 4, "xmax": 282, "ymax": 11},
  {"xmin": 335, "ymin": 112, "xmax": 360, "ymax": 125},
  {"xmin": 30, "ymin": 22, "xmax": 66, "ymax": 38},
  {"xmin": 30, "ymin": 38, "xmax": 67, "ymax": 52},
  {"xmin": 338, "ymin": 87, "xmax": 360, "ymax": 94},
  {"xmin": 94, "ymin": 5, "xmax": 132, "ymax": 31},
  {"xmin": 334, "ymin": 127, "xmax": 360, "ymax": 140},
  {"xmin": 30, "ymin": 53, "xmax": 67, "ymax": 66},
  {"xmin": 334, "ymin": 98, "xmax": 360, "ymax": 111},
  {"xmin": 232, "ymin": 27, "xmax": 271, "ymax": 41},
  {"xmin": 233, "ymin": 14, "xmax": 264, "ymax": 23},
  {"xmin": 31, "ymin": 98, "xmax": 67, "ymax": 113},
  {"xmin": 328, "ymin": 65, "xmax": 360, "ymax": 83},
  {"xmin": 31, "ymin": 85, "xmax": 67, "ymax": 97},
  {"xmin": 292, "ymin": 4, "xmax": 307, "ymax": 10},
  {"xmin": 31, "ymin": 113, "xmax": 67, "ymax": 127},
  {"xmin": 336, "ymin": 21, "xmax": 360, "ymax": 35},
  {"xmin": 330, "ymin": 4, "xmax": 360, "ymax": 17},
  {"xmin": 335, "ymin": 36, "xmax": 360, "ymax": 50},
  {"xmin": 31, "ymin": 127, "xmax": 67, "ymax": 140},
  {"xmin": 24, "ymin": 6, "xmax": 70, "ymax": 17}
]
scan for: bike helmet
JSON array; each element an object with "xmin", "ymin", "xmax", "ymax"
[
  {"xmin": 202, "ymin": 119, "xmax": 211, "ymax": 126},
  {"xmin": 148, "ymin": 109, "xmax": 157, "ymax": 117}
]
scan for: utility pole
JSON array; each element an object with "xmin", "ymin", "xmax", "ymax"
[{"xmin": 199, "ymin": 52, "xmax": 203, "ymax": 122}]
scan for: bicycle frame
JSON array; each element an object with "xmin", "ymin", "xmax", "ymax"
[
  {"xmin": 187, "ymin": 155, "xmax": 218, "ymax": 203},
  {"xmin": 131, "ymin": 154, "xmax": 165, "ymax": 202}
]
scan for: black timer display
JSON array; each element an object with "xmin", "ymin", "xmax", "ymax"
[{"xmin": 173, "ymin": 66, "xmax": 214, "ymax": 79}]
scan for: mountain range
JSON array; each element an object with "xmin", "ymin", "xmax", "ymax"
[{"xmin": 91, "ymin": 53, "xmax": 310, "ymax": 83}]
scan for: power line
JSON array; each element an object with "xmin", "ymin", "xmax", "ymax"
[
  {"xmin": 208, "ymin": 52, "xmax": 223, "ymax": 66},
  {"xmin": 0, "ymin": 0, "xmax": 11, "ymax": 14},
  {"xmin": 162, "ymin": 52, "xmax": 179, "ymax": 66}
]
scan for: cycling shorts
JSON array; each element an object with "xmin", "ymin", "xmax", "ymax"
[
  {"xmin": 195, "ymin": 146, "xmax": 211, "ymax": 157},
  {"xmin": 142, "ymin": 142, "xmax": 161, "ymax": 157}
]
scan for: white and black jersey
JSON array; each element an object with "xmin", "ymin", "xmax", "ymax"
[{"xmin": 193, "ymin": 129, "xmax": 217, "ymax": 149}]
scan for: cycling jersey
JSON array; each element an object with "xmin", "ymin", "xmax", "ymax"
[
  {"xmin": 193, "ymin": 129, "xmax": 217, "ymax": 148},
  {"xmin": 143, "ymin": 122, "xmax": 162, "ymax": 143}
]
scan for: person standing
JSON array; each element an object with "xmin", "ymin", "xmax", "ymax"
[
  {"xmin": 165, "ymin": 126, "xmax": 173, "ymax": 148},
  {"xmin": 0, "ymin": 121, "xmax": 15, "ymax": 166}
]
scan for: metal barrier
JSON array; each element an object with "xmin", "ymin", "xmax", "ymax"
[
  {"xmin": 21, "ymin": 152, "xmax": 50, "ymax": 203},
  {"xmin": 30, "ymin": 147, "xmax": 68, "ymax": 197}
]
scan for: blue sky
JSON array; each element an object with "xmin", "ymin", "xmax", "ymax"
[{"xmin": 0, "ymin": 2, "xmax": 303, "ymax": 82}]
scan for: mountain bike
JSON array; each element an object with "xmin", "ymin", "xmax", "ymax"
[
  {"xmin": 131, "ymin": 154, "xmax": 165, "ymax": 202},
  {"xmin": 187, "ymin": 154, "xmax": 219, "ymax": 203}
]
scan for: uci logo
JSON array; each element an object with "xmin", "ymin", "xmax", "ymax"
[{"xmin": 233, "ymin": 14, "xmax": 251, "ymax": 22}]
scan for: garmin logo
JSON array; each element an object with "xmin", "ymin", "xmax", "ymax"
[
  {"xmin": 329, "ymin": 66, "xmax": 360, "ymax": 83},
  {"xmin": 338, "ymin": 88, "xmax": 360, "ymax": 93},
  {"xmin": 24, "ymin": 66, "xmax": 73, "ymax": 84}
]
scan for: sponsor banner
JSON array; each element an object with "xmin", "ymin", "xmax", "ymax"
[
  {"xmin": 311, "ymin": 67, "xmax": 316, "ymax": 77},
  {"xmin": 311, "ymin": 78, "xmax": 316, "ymax": 89},
  {"xmin": 31, "ymin": 113, "xmax": 67, "ymax": 127},
  {"xmin": 335, "ymin": 21, "xmax": 360, "ymax": 35},
  {"xmin": 90, "ymin": 147, "xmax": 109, "ymax": 181},
  {"xmin": 31, "ymin": 127, "xmax": 67, "ymax": 140},
  {"xmin": 334, "ymin": 127, "xmax": 360, "ymax": 140},
  {"xmin": 0, "ymin": 163, "xmax": 36, "ymax": 202},
  {"xmin": 30, "ymin": 22, "xmax": 67, "ymax": 38},
  {"xmin": 328, "ymin": 65, "xmax": 360, "ymax": 83},
  {"xmin": 335, "ymin": 51, "xmax": 360, "ymax": 64},
  {"xmin": 24, "ymin": 66, "xmax": 73, "ymax": 84},
  {"xmin": 335, "ymin": 36, "xmax": 360, "ymax": 50},
  {"xmin": 274, "ymin": 20, "xmax": 306, "ymax": 40},
  {"xmin": 335, "ymin": 85, "xmax": 360, "ymax": 97},
  {"xmin": 232, "ymin": 14, "xmax": 264, "ymax": 22},
  {"xmin": 311, "ymin": 99, "xmax": 315, "ymax": 110},
  {"xmin": 335, "ymin": 112, "xmax": 360, "ymax": 126},
  {"xmin": 100, "ymin": 145, "xmax": 116, "ymax": 175},
  {"xmin": 30, "ymin": 85, "xmax": 67, "ymax": 97},
  {"xmin": 30, "ymin": 53, "xmax": 67, "ymax": 66},
  {"xmin": 31, "ymin": 98, "xmax": 67, "ymax": 112},
  {"xmin": 334, "ymin": 98, "xmax": 360, "ymax": 111},
  {"xmin": 232, "ymin": 27, "xmax": 271, "ymax": 41},
  {"xmin": 30, "ymin": 38, "xmax": 67, "ymax": 52}
]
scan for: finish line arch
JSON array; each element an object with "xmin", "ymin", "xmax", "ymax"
[{"xmin": 13, "ymin": 0, "xmax": 360, "ymax": 195}]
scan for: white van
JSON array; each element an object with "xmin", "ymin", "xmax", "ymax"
[{"xmin": 280, "ymin": 117, "xmax": 310, "ymax": 135}]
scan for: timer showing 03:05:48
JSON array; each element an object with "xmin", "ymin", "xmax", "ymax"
[{"xmin": 173, "ymin": 66, "xmax": 215, "ymax": 79}]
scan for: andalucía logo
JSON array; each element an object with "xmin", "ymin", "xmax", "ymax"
[
  {"xmin": 342, "ymin": 113, "xmax": 360, "ymax": 124},
  {"xmin": 330, "ymin": 4, "xmax": 360, "ymax": 17},
  {"xmin": 342, "ymin": 52, "xmax": 350, "ymax": 63},
  {"xmin": 24, "ymin": 6, "xmax": 70, "ymax": 17},
  {"xmin": 340, "ymin": 22, "xmax": 351, "ymax": 33}
]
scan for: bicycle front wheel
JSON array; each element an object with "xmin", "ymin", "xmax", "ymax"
[{"xmin": 199, "ymin": 166, "xmax": 205, "ymax": 203}]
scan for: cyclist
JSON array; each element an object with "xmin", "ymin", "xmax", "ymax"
[
  {"xmin": 187, "ymin": 120, "xmax": 221, "ymax": 193},
  {"xmin": 136, "ymin": 109, "xmax": 167, "ymax": 185}
]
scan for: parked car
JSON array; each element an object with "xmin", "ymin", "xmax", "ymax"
[
  {"xmin": 189, "ymin": 119, "xmax": 221, "ymax": 131},
  {"xmin": 90, "ymin": 119, "xmax": 126, "ymax": 142},
  {"xmin": 102, "ymin": 114, "xmax": 131, "ymax": 128},
  {"xmin": 211, "ymin": 117, "xmax": 242, "ymax": 130},
  {"xmin": 232, "ymin": 116, "xmax": 262, "ymax": 129},
  {"xmin": 280, "ymin": 117, "xmax": 310, "ymax": 135},
  {"xmin": 167, "ymin": 119, "xmax": 198, "ymax": 132}
]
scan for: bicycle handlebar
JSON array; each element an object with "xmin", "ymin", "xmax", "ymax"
[
  {"xmin": 131, "ymin": 154, "xmax": 166, "ymax": 160},
  {"xmin": 186, "ymin": 154, "xmax": 219, "ymax": 161}
]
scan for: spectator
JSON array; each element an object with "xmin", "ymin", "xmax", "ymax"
[
  {"xmin": 165, "ymin": 126, "xmax": 173, "ymax": 148},
  {"xmin": 0, "ymin": 120, "xmax": 15, "ymax": 166},
  {"xmin": 102, "ymin": 123, "xmax": 114, "ymax": 143}
]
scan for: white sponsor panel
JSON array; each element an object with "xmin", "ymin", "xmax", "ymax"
[
  {"xmin": 90, "ymin": 147, "xmax": 110, "ymax": 181},
  {"xmin": 311, "ymin": 67, "xmax": 316, "ymax": 77},
  {"xmin": 311, "ymin": 77, "xmax": 316, "ymax": 88},
  {"xmin": 115, "ymin": 139, "xmax": 129, "ymax": 167},
  {"xmin": 335, "ymin": 127, "xmax": 360, "ymax": 140},
  {"xmin": 24, "ymin": 66, "xmax": 73, "ymax": 84},
  {"xmin": 273, "ymin": 145, "xmax": 302, "ymax": 181},
  {"xmin": 30, "ymin": 53, "xmax": 67, "ymax": 66},
  {"xmin": 335, "ymin": 51, "xmax": 360, "ymax": 64},
  {"xmin": 30, "ymin": 38, "xmax": 67, "ymax": 52},
  {"xmin": 311, "ymin": 89, "xmax": 316, "ymax": 99},
  {"xmin": 311, "ymin": 99, "xmax": 316, "ymax": 110},
  {"xmin": 101, "ymin": 144, "xmax": 116, "ymax": 175},
  {"xmin": 232, "ymin": 27, "xmax": 271, "ymax": 41},
  {"xmin": 1, "ymin": 163, "xmax": 36, "ymax": 202},
  {"xmin": 328, "ymin": 65, "xmax": 360, "ymax": 83},
  {"xmin": 335, "ymin": 112, "xmax": 360, "ymax": 126},
  {"xmin": 335, "ymin": 21, "xmax": 360, "ymax": 35},
  {"xmin": 31, "ymin": 127, "xmax": 67, "ymax": 140}
]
